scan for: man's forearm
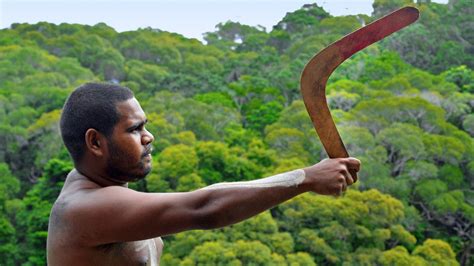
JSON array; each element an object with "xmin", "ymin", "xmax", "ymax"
[
  {"xmin": 194, "ymin": 169, "xmax": 310, "ymax": 229},
  {"xmin": 202, "ymin": 169, "xmax": 306, "ymax": 190}
]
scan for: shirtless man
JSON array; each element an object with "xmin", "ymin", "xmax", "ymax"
[{"xmin": 47, "ymin": 82, "xmax": 360, "ymax": 265}]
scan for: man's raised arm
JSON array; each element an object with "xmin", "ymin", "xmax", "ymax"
[{"xmin": 69, "ymin": 157, "xmax": 360, "ymax": 246}]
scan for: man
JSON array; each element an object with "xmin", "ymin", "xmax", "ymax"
[{"xmin": 47, "ymin": 82, "xmax": 360, "ymax": 265}]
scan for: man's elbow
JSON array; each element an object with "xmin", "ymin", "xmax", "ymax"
[{"xmin": 193, "ymin": 199, "xmax": 231, "ymax": 230}]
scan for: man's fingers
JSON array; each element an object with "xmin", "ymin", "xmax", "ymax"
[
  {"xmin": 334, "ymin": 183, "xmax": 345, "ymax": 197},
  {"xmin": 347, "ymin": 157, "xmax": 360, "ymax": 183},
  {"xmin": 337, "ymin": 159, "xmax": 356, "ymax": 185},
  {"xmin": 338, "ymin": 175, "xmax": 347, "ymax": 192},
  {"xmin": 349, "ymin": 169, "xmax": 358, "ymax": 183},
  {"xmin": 339, "ymin": 157, "xmax": 361, "ymax": 172},
  {"xmin": 343, "ymin": 170, "xmax": 354, "ymax": 186}
]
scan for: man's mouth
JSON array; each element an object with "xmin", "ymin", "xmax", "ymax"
[{"xmin": 142, "ymin": 145, "xmax": 153, "ymax": 158}]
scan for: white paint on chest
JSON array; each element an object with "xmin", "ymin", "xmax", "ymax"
[{"xmin": 131, "ymin": 239, "xmax": 158, "ymax": 266}]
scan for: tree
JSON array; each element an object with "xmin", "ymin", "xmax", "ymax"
[
  {"xmin": 195, "ymin": 141, "xmax": 228, "ymax": 184},
  {"xmin": 118, "ymin": 30, "xmax": 182, "ymax": 67},
  {"xmin": 277, "ymin": 190, "xmax": 424, "ymax": 265},
  {"xmin": 462, "ymin": 114, "xmax": 474, "ymax": 136},
  {"xmin": 442, "ymin": 65, "xmax": 474, "ymax": 93},
  {"xmin": 381, "ymin": 23, "xmax": 436, "ymax": 71},
  {"xmin": 441, "ymin": 92, "xmax": 474, "ymax": 127},
  {"xmin": 246, "ymin": 100, "xmax": 283, "ymax": 132},
  {"xmin": 0, "ymin": 163, "xmax": 20, "ymax": 265},
  {"xmin": 379, "ymin": 246, "xmax": 427, "ymax": 265},
  {"xmin": 181, "ymin": 241, "xmax": 240, "ymax": 265},
  {"xmin": 194, "ymin": 92, "xmax": 235, "ymax": 109},
  {"xmin": 422, "ymin": 134, "xmax": 465, "ymax": 166},
  {"xmin": 372, "ymin": 0, "xmax": 414, "ymax": 18},
  {"xmin": 204, "ymin": 21, "xmax": 268, "ymax": 52},
  {"xmin": 413, "ymin": 239, "xmax": 459, "ymax": 265},
  {"xmin": 337, "ymin": 126, "xmax": 376, "ymax": 157},
  {"xmin": 15, "ymin": 158, "xmax": 72, "ymax": 265},
  {"xmin": 432, "ymin": 41, "xmax": 467, "ymax": 73},
  {"xmin": 319, "ymin": 15, "xmax": 362, "ymax": 35},
  {"xmin": 273, "ymin": 3, "xmax": 330, "ymax": 34},
  {"xmin": 353, "ymin": 97, "xmax": 446, "ymax": 134},
  {"xmin": 124, "ymin": 60, "xmax": 169, "ymax": 95},
  {"xmin": 376, "ymin": 123, "xmax": 426, "ymax": 175},
  {"xmin": 26, "ymin": 110, "xmax": 64, "ymax": 180},
  {"xmin": 156, "ymin": 144, "xmax": 198, "ymax": 189},
  {"xmin": 176, "ymin": 173, "xmax": 205, "ymax": 192},
  {"xmin": 265, "ymin": 127, "xmax": 309, "ymax": 162},
  {"xmin": 265, "ymin": 100, "xmax": 324, "ymax": 160},
  {"xmin": 285, "ymin": 252, "xmax": 316, "ymax": 266},
  {"xmin": 77, "ymin": 35, "xmax": 125, "ymax": 81},
  {"xmin": 438, "ymin": 164, "xmax": 464, "ymax": 189}
]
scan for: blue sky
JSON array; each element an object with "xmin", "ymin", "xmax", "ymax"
[{"xmin": 0, "ymin": 0, "xmax": 448, "ymax": 41}]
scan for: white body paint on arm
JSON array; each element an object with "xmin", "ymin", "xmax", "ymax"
[{"xmin": 202, "ymin": 169, "xmax": 305, "ymax": 190}]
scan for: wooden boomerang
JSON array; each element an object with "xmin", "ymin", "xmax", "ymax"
[{"xmin": 300, "ymin": 6, "xmax": 420, "ymax": 182}]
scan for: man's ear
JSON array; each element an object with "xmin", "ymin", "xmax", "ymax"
[{"xmin": 85, "ymin": 128, "xmax": 106, "ymax": 157}]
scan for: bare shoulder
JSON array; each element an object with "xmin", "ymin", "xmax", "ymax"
[
  {"xmin": 49, "ymin": 170, "xmax": 114, "ymax": 241},
  {"xmin": 48, "ymin": 170, "xmax": 95, "ymax": 259},
  {"xmin": 50, "ymin": 170, "xmax": 87, "ymax": 226}
]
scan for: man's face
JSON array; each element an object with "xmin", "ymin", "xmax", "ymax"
[{"xmin": 105, "ymin": 98, "xmax": 154, "ymax": 182}]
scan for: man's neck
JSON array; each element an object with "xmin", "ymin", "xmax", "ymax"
[{"xmin": 75, "ymin": 165, "xmax": 128, "ymax": 188}]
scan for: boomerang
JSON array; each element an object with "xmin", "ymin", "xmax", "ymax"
[{"xmin": 300, "ymin": 7, "xmax": 420, "ymax": 181}]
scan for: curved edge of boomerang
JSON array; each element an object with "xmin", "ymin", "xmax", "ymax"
[{"xmin": 300, "ymin": 6, "xmax": 420, "ymax": 180}]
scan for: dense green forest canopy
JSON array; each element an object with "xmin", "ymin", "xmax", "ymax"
[{"xmin": 0, "ymin": 0, "xmax": 472, "ymax": 265}]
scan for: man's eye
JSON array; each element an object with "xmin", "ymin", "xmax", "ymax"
[{"xmin": 129, "ymin": 123, "xmax": 145, "ymax": 132}]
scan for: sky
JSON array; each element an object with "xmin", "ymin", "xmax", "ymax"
[{"xmin": 0, "ymin": 0, "xmax": 448, "ymax": 41}]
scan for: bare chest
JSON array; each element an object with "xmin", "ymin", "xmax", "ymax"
[
  {"xmin": 105, "ymin": 238, "xmax": 162, "ymax": 266},
  {"xmin": 48, "ymin": 237, "xmax": 163, "ymax": 265}
]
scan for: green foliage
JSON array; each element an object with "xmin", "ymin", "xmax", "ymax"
[
  {"xmin": 372, "ymin": 0, "xmax": 414, "ymax": 18},
  {"xmin": 462, "ymin": 114, "xmax": 474, "ymax": 136},
  {"xmin": 16, "ymin": 158, "xmax": 72, "ymax": 264},
  {"xmin": 376, "ymin": 123, "xmax": 426, "ymax": 175},
  {"xmin": 413, "ymin": 239, "xmax": 459, "ymax": 265},
  {"xmin": 204, "ymin": 21, "xmax": 268, "ymax": 52},
  {"xmin": 286, "ymin": 252, "xmax": 316, "ymax": 266},
  {"xmin": 380, "ymin": 1, "xmax": 473, "ymax": 73},
  {"xmin": 274, "ymin": 3, "xmax": 330, "ymax": 34},
  {"xmin": 0, "ymin": 163, "xmax": 20, "ymax": 205},
  {"xmin": 181, "ymin": 241, "xmax": 241, "ymax": 265},
  {"xmin": 415, "ymin": 179, "xmax": 448, "ymax": 202},
  {"xmin": 0, "ymin": 1, "xmax": 472, "ymax": 264},
  {"xmin": 438, "ymin": 164, "xmax": 464, "ymax": 188},
  {"xmin": 124, "ymin": 59, "xmax": 169, "ymax": 95},
  {"xmin": 442, "ymin": 65, "xmax": 474, "ymax": 93},
  {"xmin": 353, "ymin": 97, "xmax": 446, "ymax": 134},
  {"xmin": 0, "ymin": 163, "xmax": 20, "ymax": 264},
  {"xmin": 379, "ymin": 246, "xmax": 427, "ymax": 266},
  {"xmin": 156, "ymin": 144, "xmax": 198, "ymax": 189},
  {"xmin": 194, "ymin": 92, "xmax": 235, "ymax": 108},
  {"xmin": 176, "ymin": 174, "xmax": 205, "ymax": 192},
  {"xmin": 246, "ymin": 100, "xmax": 284, "ymax": 132}
]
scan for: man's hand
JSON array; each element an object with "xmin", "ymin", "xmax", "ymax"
[{"xmin": 303, "ymin": 157, "xmax": 361, "ymax": 196}]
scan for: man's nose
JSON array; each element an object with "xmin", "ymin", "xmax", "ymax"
[{"xmin": 142, "ymin": 128, "xmax": 154, "ymax": 145}]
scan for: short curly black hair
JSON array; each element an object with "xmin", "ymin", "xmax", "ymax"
[{"xmin": 60, "ymin": 82, "xmax": 134, "ymax": 163}]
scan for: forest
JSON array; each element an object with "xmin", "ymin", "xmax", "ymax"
[{"xmin": 0, "ymin": 0, "xmax": 472, "ymax": 265}]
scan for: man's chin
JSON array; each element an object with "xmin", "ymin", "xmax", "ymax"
[
  {"xmin": 128, "ymin": 167, "xmax": 152, "ymax": 182},
  {"xmin": 140, "ymin": 166, "xmax": 152, "ymax": 179},
  {"xmin": 106, "ymin": 166, "xmax": 151, "ymax": 183}
]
